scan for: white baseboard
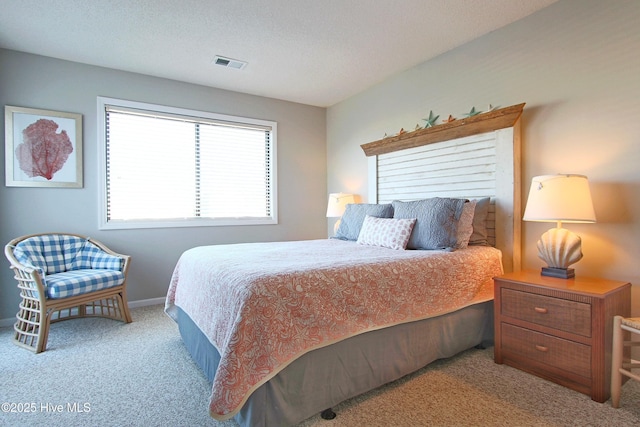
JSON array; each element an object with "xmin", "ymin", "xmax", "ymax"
[{"xmin": 0, "ymin": 296, "xmax": 166, "ymax": 328}]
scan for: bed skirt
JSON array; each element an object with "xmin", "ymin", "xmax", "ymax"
[{"xmin": 176, "ymin": 300, "xmax": 494, "ymax": 427}]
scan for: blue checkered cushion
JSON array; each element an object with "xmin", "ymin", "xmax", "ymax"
[
  {"xmin": 14, "ymin": 235, "xmax": 83, "ymax": 274},
  {"xmin": 13, "ymin": 235, "xmax": 123, "ymax": 274},
  {"xmin": 71, "ymin": 242, "xmax": 123, "ymax": 271},
  {"xmin": 44, "ymin": 269, "xmax": 125, "ymax": 299},
  {"xmin": 12, "ymin": 234, "xmax": 126, "ymax": 299}
]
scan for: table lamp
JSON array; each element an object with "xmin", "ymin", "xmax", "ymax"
[
  {"xmin": 326, "ymin": 193, "xmax": 355, "ymax": 233},
  {"xmin": 523, "ymin": 174, "xmax": 596, "ymax": 278}
]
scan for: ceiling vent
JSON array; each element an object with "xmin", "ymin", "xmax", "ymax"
[{"xmin": 213, "ymin": 55, "xmax": 247, "ymax": 70}]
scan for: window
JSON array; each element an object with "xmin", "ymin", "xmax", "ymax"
[{"xmin": 98, "ymin": 97, "xmax": 277, "ymax": 229}]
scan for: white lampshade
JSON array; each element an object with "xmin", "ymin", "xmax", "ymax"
[
  {"xmin": 326, "ymin": 193, "xmax": 355, "ymax": 218},
  {"xmin": 523, "ymin": 174, "xmax": 596, "ymax": 225},
  {"xmin": 523, "ymin": 174, "xmax": 596, "ymax": 279}
]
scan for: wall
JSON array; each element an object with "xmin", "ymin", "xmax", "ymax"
[
  {"xmin": 0, "ymin": 49, "xmax": 327, "ymax": 322},
  {"xmin": 327, "ymin": 0, "xmax": 640, "ymax": 314}
]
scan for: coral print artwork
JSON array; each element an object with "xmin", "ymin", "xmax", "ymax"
[
  {"xmin": 5, "ymin": 106, "xmax": 83, "ymax": 188},
  {"xmin": 16, "ymin": 118, "xmax": 74, "ymax": 180}
]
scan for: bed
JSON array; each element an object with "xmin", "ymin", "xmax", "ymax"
[{"xmin": 165, "ymin": 104, "xmax": 524, "ymax": 426}]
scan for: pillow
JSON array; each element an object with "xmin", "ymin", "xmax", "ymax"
[
  {"xmin": 469, "ymin": 197, "xmax": 491, "ymax": 246},
  {"xmin": 334, "ymin": 203, "xmax": 394, "ymax": 241},
  {"xmin": 455, "ymin": 200, "xmax": 477, "ymax": 249},
  {"xmin": 71, "ymin": 241, "xmax": 124, "ymax": 271},
  {"xmin": 392, "ymin": 197, "xmax": 466, "ymax": 250},
  {"xmin": 13, "ymin": 234, "xmax": 86, "ymax": 275},
  {"xmin": 357, "ymin": 216, "xmax": 416, "ymax": 250}
]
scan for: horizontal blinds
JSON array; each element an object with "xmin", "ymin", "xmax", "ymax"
[
  {"xmin": 105, "ymin": 106, "xmax": 272, "ymax": 222},
  {"xmin": 197, "ymin": 124, "xmax": 271, "ymax": 218}
]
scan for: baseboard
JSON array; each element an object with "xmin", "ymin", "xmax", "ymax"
[
  {"xmin": 0, "ymin": 296, "xmax": 166, "ymax": 328},
  {"xmin": 128, "ymin": 296, "xmax": 166, "ymax": 309},
  {"xmin": 0, "ymin": 317, "xmax": 14, "ymax": 328}
]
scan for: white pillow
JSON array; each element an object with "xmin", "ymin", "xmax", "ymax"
[
  {"xmin": 357, "ymin": 215, "xmax": 417, "ymax": 250},
  {"xmin": 456, "ymin": 200, "xmax": 477, "ymax": 249}
]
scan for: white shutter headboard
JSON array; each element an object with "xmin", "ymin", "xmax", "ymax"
[{"xmin": 360, "ymin": 104, "xmax": 524, "ymax": 273}]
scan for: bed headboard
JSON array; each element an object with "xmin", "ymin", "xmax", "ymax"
[{"xmin": 360, "ymin": 103, "xmax": 524, "ymax": 273}]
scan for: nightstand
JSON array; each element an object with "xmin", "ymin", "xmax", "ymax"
[{"xmin": 494, "ymin": 270, "xmax": 631, "ymax": 402}]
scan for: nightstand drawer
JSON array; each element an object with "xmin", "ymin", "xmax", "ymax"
[
  {"xmin": 501, "ymin": 288, "xmax": 591, "ymax": 337},
  {"xmin": 501, "ymin": 323, "xmax": 591, "ymax": 378}
]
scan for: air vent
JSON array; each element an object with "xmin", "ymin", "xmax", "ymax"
[{"xmin": 213, "ymin": 55, "xmax": 247, "ymax": 70}]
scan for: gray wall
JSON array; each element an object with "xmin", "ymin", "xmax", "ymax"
[
  {"xmin": 327, "ymin": 0, "xmax": 640, "ymax": 313},
  {"xmin": 0, "ymin": 49, "xmax": 327, "ymax": 321}
]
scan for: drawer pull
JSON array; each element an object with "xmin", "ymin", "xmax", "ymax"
[
  {"xmin": 534, "ymin": 307, "xmax": 548, "ymax": 314},
  {"xmin": 535, "ymin": 344, "xmax": 549, "ymax": 352}
]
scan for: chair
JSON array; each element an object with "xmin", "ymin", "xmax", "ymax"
[
  {"xmin": 611, "ymin": 315, "xmax": 640, "ymax": 407},
  {"xmin": 4, "ymin": 233, "xmax": 132, "ymax": 353}
]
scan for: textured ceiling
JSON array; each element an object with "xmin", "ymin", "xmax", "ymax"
[{"xmin": 0, "ymin": 0, "xmax": 558, "ymax": 107}]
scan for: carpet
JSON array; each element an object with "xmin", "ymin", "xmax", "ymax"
[{"xmin": 1, "ymin": 305, "xmax": 638, "ymax": 426}]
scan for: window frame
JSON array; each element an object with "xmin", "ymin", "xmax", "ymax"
[{"xmin": 97, "ymin": 96, "xmax": 278, "ymax": 230}]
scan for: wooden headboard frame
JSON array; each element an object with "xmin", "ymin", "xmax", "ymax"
[{"xmin": 360, "ymin": 103, "xmax": 524, "ymax": 273}]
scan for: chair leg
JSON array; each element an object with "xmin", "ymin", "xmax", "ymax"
[
  {"xmin": 611, "ymin": 315, "xmax": 623, "ymax": 408},
  {"xmin": 120, "ymin": 290, "xmax": 133, "ymax": 323},
  {"xmin": 36, "ymin": 308, "xmax": 57, "ymax": 354}
]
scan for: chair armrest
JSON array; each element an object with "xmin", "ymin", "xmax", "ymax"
[
  {"xmin": 4, "ymin": 244, "xmax": 44, "ymax": 275},
  {"xmin": 4, "ymin": 243, "xmax": 48, "ymax": 300}
]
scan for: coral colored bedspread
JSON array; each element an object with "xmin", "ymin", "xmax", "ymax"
[{"xmin": 164, "ymin": 239, "xmax": 503, "ymax": 420}]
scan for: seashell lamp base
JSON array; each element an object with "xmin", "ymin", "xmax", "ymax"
[
  {"xmin": 541, "ymin": 266, "xmax": 575, "ymax": 279},
  {"xmin": 536, "ymin": 227, "xmax": 583, "ymax": 279}
]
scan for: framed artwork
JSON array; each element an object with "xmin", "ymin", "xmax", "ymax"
[{"xmin": 5, "ymin": 105, "xmax": 83, "ymax": 188}]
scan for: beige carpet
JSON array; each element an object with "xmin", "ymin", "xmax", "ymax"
[{"xmin": 1, "ymin": 304, "xmax": 639, "ymax": 427}]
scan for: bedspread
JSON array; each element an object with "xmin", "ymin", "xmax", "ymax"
[{"xmin": 165, "ymin": 239, "xmax": 503, "ymax": 420}]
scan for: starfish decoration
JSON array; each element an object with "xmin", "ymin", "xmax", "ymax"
[
  {"xmin": 487, "ymin": 104, "xmax": 499, "ymax": 112},
  {"xmin": 443, "ymin": 115, "xmax": 456, "ymax": 123},
  {"xmin": 422, "ymin": 110, "xmax": 440, "ymax": 128},
  {"xmin": 398, "ymin": 128, "xmax": 407, "ymax": 135},
  {"xmin": 464, "ymin": 107, "xmax": 482, "ymax": 117},
  {"xmin": 414, "ymin": 124, "xmax": 421, "ymax": 131}
]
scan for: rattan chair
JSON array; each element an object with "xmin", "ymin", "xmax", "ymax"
[
  {"xmin": 611, "ymin": 315, "xmax": 640, "ymax": 407},
  {"xmin": 4, "ymin": 233, "xmax": 132, "ymax": 353}
]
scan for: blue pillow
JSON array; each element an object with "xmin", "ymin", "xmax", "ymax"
[
  {"xmin": 334, "ymin": 203, "xmax": 394, "ymax": 241},
  {"xmin": 392, "ymin": 198, "xmax": 466, "ymax": 250}
]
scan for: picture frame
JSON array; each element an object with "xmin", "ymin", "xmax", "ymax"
[{"xmin": 5, "ymin": 105, "xmax": 83, "ymax": 188}]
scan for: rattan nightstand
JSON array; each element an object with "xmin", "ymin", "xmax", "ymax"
[{"xmin": 494, "ymin": 270, "xmax": 630, "ymax": 402}]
